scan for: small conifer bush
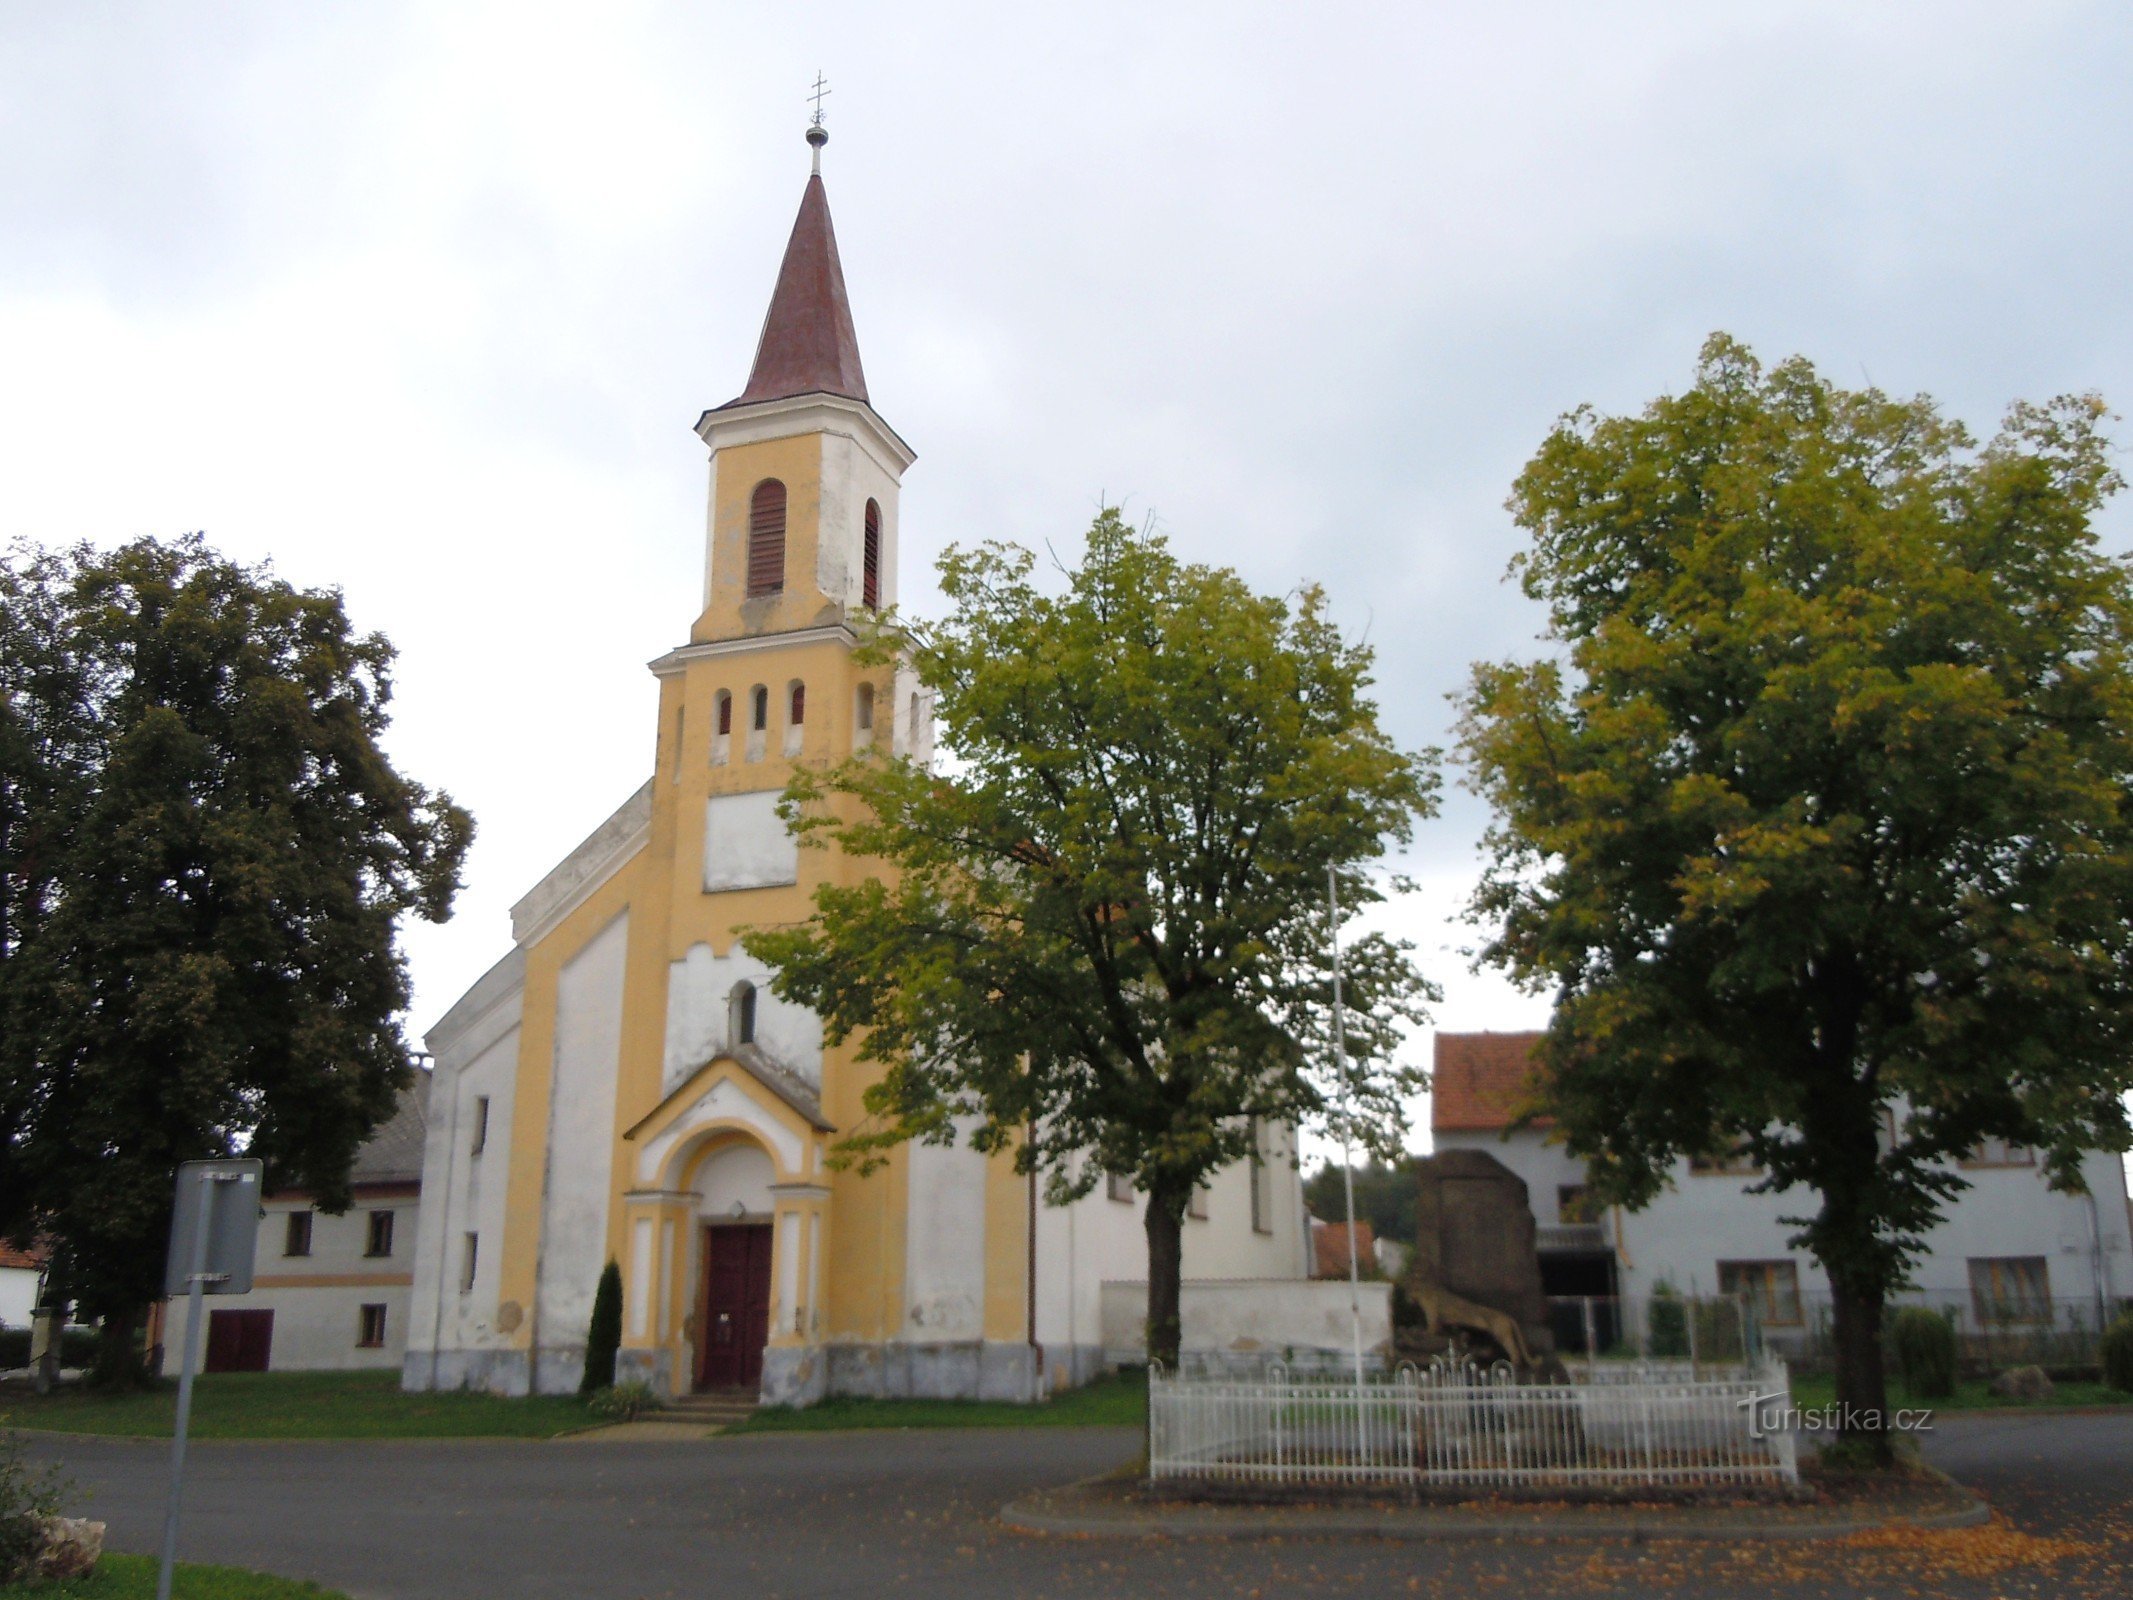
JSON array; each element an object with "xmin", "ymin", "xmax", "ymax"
[
  {"xmin": 2102, "ymin": 1311, "xmax": 2133, "ymax": 1394},
  {"xmin": 1890, "ymin": 1306, "xmax": 1957, "ymax": 1399},
  {"xmin": 580, "ymin": 1260, "xmax": 623, "ymax": 1396}
]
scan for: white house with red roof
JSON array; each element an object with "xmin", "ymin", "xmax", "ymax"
[{"xmin": 1431, "ymin": 1030, "xmax": 2133, "ymax": 1348}]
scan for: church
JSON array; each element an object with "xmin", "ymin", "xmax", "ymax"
[{"xmin": 402, "ymin": 127, "xmax": 1312, "ymax": 1406}]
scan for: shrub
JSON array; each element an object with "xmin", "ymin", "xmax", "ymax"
[
  {"xmin": 1647, "ymin": 1283, "xmax": 1688, "ymax": 1358},
  {"xmin": 580, "ymin": 1260, "xmax": 623, "ymax": 1397},
  {"xmin": 0, "ymin": 1431, "xmax": 67, "ymax": 1582},
  {"xmin": 587, "ymin": 1381, "xmax": 659, "ymax": 1422},
  {"xmin": 1890, "ymin": 1306, "xmax": 1957, "ymax": 1399},
  {"xmin": 2102, "ymin": 1312, "xmax": 2133, "ymax": 1394}
]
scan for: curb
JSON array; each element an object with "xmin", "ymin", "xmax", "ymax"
[{"xmin": 998, "ymin": 1474, "xmax": 1993, "ymax": 1543}]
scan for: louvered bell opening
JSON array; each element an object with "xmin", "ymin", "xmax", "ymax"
[
  {"xmin": 748, "ymin": 479, "xmax": 787, "ymax": 597},
  {"xmin": 862, "ymin": 499, "xmax": 881, "ymax": 610}
]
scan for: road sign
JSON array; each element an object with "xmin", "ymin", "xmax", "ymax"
[
  {"xmin": 158, "ymin": 1158, "xmax": 263, "ymax": 1600},
  {"xmin": 161, "ymin": 1159, "xmax": 263, "ymax": 1298}
]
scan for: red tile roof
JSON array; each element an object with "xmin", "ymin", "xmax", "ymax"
[
  {"xmin": 728, "ymin": 173, "xmax": 869, "ymax": 409},
  {"xmin": 1431, "ymin": 1031, "xmax": 1551, "ymax": 1133},
  {"xmin": 0, "ymin": 1242, "xmax": 45, "ymax": 1272},
  {"xmin": 1311, "ymin": 1220, "xmax": 1375, "ymax": 1279}
]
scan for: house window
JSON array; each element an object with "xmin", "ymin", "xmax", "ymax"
[
  {"xmin": 1961, "ymin": 1138, "xmax": 2035, "ymax": 1169},
  {"xmin": 1107, "ymin": 1173, "xmax": 1134, "ymax": 1204},
  {"xmin": 731, "ymin": 982, "xmax": 757, "ymax": 1048},
  {"xmin": 366, "ymin": 1210, "xmax": 395, "ymax": 1258},
  {"xmin": 1689, "ymin": 1143, "xmax": 1762, "ymax": 1177},
  {"xmin": 1717, "ymin": 1260, "xmax": 1802, "ymax": 1326},
  {"xmin": 747, "ymin": 479, "xmax": 786, "ymax": 597},
  {"xmin": 862, "ymin": 499, "xmax": 881, "ymax": 609},
  {"xmin": 357, "ymin": 1304, "xmax": 387, "ymax": 1349},
  {"xmin": 1969, "ymin": 1256, "xmax": 2051, "ymax": 1326},
  {"xmin": 471, "ymin": 1096, "xmax": 490, "ymax": 1155},
  {"xmin": 460, "ymin": 1232, "xmax": 479, "ymax": 1295},
  {"xmin": 1558, "ymin": 1185, "xmax": 1597, "ymax": 1224},
  {"xmin": 1248, "ymin": 1117, "xmax": 1273, "ymax": 1235},
  {"xmin": 284, "ymin": 1211, "xmax": 313, "ymax": 1258}
]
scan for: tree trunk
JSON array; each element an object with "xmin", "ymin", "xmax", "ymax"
[
  {"xmin": 88, "ymin": 1301, "xmax": 149, "ymax": 1392},
  {"xmin": 1829, "ymin": 1275, "xmax": 1892, "ymax": 1465},
  {"xmin": 1143, "ymin": 1190, "xmax": 1186, "ymax": 1370}
]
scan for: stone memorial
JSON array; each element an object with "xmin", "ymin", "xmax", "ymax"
[{"xmin": 1406, "ymin": 1148, "xmax": 1554, "ymax": 1370}]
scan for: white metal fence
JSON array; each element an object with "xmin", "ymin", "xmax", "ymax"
[{"xmin": 1148, "ymin": 1357, "xmax": 1799, "ymax": 1492}]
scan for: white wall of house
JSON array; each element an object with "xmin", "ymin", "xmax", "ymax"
[
  {"xmin": 0, "ymin": 1267, "xmax": 40, "ymax": 1329},
  {"xmin": 1032, "ymin": 1119, "xmax": 1313, "ymax": 1384},
  {"xmin": 1437, "ymin": 1126, "xmax": 2133, "ymax": 1322},
  {"xmin": 163, "ymin": 1193, "xmax": 417, "ymax": 1374}
]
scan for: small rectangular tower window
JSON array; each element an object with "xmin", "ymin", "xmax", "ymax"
[
  {"xmin": 470, "ymin": 1096, "xmax": 490, "ymax": 1155},
  {"xmin": 460, "ymin": 1232, "xmax": 479, "ymax": 1294}
]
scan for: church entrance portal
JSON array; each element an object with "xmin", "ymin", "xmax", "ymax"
[{"xmin": 696, "ymin": 1223, "xmax": 773, "ymax": 1391}]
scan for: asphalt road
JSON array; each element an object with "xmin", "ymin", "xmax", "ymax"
[{"xmin": 19, "ymin": 1412, "xmax": 2133, "ymax": 1600}]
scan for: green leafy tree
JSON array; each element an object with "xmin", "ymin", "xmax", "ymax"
[
  {"xmin": 746, "ymin": 511, "xmax": 1436, "ymax": 1365},
  {"xmin": 581, "ymin": 1259, "xmax": 623, "ymax": 1395},
  {"xmin": 0, "ymin": 536, "xmax": 470, "ymax": 1382},
  {"xmin": 1302, "ymin": 1158, "xmax": 1418, "ymax": 1246},
  {"xmin": 1459, "ymin": 336, "xmax": 2133, "ymax": 1460}
]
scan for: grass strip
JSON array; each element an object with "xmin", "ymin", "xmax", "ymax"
[
  {"xmin": 731, "ymin": 1369, "xmax": 1147, "ymax": 1432},
  {"xmin": 1, "ymin": 1371, "xmax": 594, "ymax": 1440},
  {"xmin": 1, "ymin": 1552, "xmax": 349, "ymax": 1598}
]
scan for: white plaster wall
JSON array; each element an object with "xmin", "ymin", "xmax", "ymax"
[
  {"xmin": 534, "ymin": 912, "xmax": 629, "ymax": 1376},
  {"xmin": 904, "ymin": 1130, "xmax": 988, "ymax": 1341},
  {"xmin": 0, "ymin": 1267, "xmax": 40, "ymax": 1328},
  {"xmin": 409, "ymin": 952, "xmax": 523, "ymax": 1372},
  {"xmin": 1099, "ymin": 1279, "xmax": 1394, "ymax": 1359},
  {"xmin": 702, "ymin": 790, "xmax": 799, "ymax": 892},
  {"xmin": 167, "ymin": 1194, "xmax": 417, "ymax": 1373},
  {"xmin": 661, "ymin": 940, "xmax": 823, "ymax": 1094},
  {"xmin": 167, "ymin": 1282, "xmax": 411, "ymax": 1373},
  {"xmin": 818, "ymin": 431, "xmax": 903, "ymax": 614},
  {"xmin": 694, "ymin": 1142, "xmax": 776, "ymax": 1218},
  {"xmin": 1034, "ymin": 1131, "xmax": 1313, "ymax": 1364},
  {"xmin": 1432, "ymin": 1129, "xmax": 1591, "ymax": 1224}
]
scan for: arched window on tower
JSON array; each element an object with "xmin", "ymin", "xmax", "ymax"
[
  {"xmin": 862, "ymin": 499, "xmax": 882, "ymax": 610},
  {"xmin": 751, "ymin": 686, "xmax": 769, "ymax": 731},
  {"xmin": 855, "ymin": 683, "xmax": 875, "ymax": 748},
  {"xmin": 729, "ymin": 981, "xmax": 757, "ymax": 1049},
  {"xmin": 712, "ymin": 690, "xmax": 732, "ymax": 766},
  {"xmin": 784, "ymin": 681, "xmax": 805, "ymax": 757},
  {"xmin": 747, "ymin": 479, "xmax": 787, "ymax": 597}
]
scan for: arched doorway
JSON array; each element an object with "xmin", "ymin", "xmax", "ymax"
[{"xmin": 690, "ymin": 1140, "xmax": 776, "ymax": 1392}]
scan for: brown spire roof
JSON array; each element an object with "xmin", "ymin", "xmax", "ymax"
[{"xmin": 728, "ymin": 173, "xmax": 869, "ymax": 408}]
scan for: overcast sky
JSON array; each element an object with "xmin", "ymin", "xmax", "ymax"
[{"xmin": 4, "ymin": 2, "xmax": 2129, "ymax": 1150}]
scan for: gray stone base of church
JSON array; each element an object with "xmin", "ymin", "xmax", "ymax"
[
  {"xmin": 760, "ymin": 1341, "xmax": 1049, "ymax": 1407},
  {"xmin": 614, "ymin": 1348, "xmax": 661, "ymax": 1393},
  {"xmin": 401, "ymin": 1348, "xmax": 532, "ymax": 1397}
]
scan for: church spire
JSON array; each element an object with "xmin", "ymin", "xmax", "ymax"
[{"xmin": 727, "ymin": 114, "xmax": 868, "ymax": 409}]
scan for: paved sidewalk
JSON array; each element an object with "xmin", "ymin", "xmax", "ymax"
[{"xmin": 1001, "ymin": 1465, "xmax": 1988, "ymax": 1541}]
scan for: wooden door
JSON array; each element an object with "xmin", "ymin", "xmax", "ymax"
[
  {"xmin": 204, "ymin": 1308, "xmax": 273, "ymax": 1373},
  {"xmin": 696, "ymin": 1224, "xmax": 773, "ymax": 1391}
]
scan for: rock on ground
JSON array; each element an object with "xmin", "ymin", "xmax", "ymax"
[
  {"xmin": 1988, "ymin": 1365, "xmax": 2055, "ymax": 1401},
  {"xmin": 32, "ymin": 1515, "xmax": 104, "ymax": 1581}
]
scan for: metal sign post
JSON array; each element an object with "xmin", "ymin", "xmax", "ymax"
[{"xmin": 157, "ymin": 1159, "xmax": 261, "ymax": 1600}]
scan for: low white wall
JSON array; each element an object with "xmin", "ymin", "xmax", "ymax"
[{"xmin": 1101, "ymin": 1278, "xmax": 1393, "ymax": 1362}]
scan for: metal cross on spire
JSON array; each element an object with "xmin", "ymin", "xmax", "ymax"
[{"xmin": 806, "ymin": 72, "xmax": 831, "ymax": 173}]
